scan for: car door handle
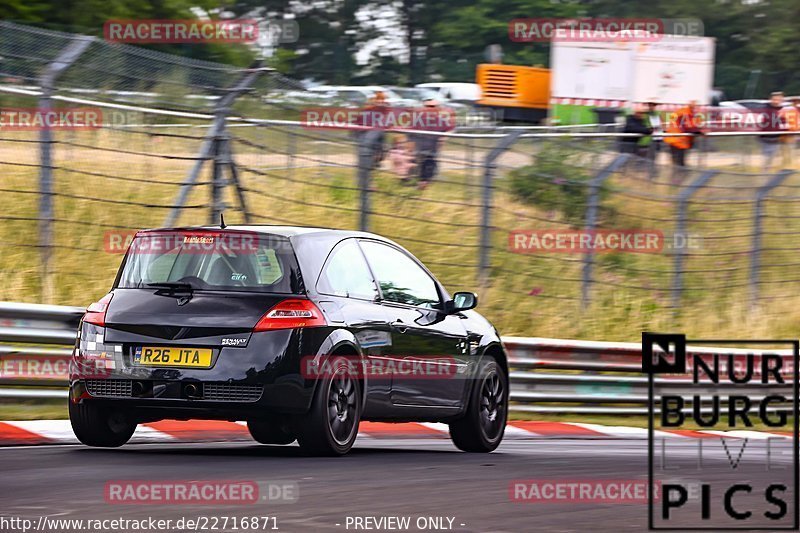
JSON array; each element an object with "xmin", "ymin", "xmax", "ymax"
[{"xmin": 390, "ymin": 320, "xmax": 408, "ymax": 334}]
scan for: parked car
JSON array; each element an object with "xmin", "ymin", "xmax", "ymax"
[
  {"xmin": 70, "ymin": 226, "xmax": 509, "ymax": 456},
  {"xmin": 307, "ymin": 86, "xmax": 415, "ymax": 107},
  {"xmin": 733, "ymin": 99, "xmax": 770, "ymax": 110},
  {"xmin": 415, "ymin": 82, "xmax": 481, "ymax": 104}
]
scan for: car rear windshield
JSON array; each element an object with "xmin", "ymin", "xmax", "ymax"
[{"xmin": 115, "ymin": 231, "xmax": 301, "ymax": 293}]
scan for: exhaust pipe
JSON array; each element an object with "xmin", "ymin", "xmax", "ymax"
[
  {"xmin": 184, "ymin": 383, "xmax": 201, "ymax": 399},
  {"xmin": 132, "ymin": 381, "xmax": 145, "ymax": 396}
]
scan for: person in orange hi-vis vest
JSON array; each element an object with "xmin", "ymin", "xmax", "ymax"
[
  {"xmin": 664, "ymin": 100, "xmax": 704, "ymax": 183},
  {"xmin": 779, "ymin": 98, "xmax": 800, "ymax": 168}
]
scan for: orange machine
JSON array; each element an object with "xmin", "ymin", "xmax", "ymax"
[{"xmin": 476, "ymin": 64, "xmax": 551, "ymax": 123}]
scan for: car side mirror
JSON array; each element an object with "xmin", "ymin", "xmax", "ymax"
[{"xmin": 446, "ymin": 291, "xmax": 477, "ymax": 314}]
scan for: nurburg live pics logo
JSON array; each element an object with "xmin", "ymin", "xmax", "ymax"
[{"xmin": 642, "ymin": 332, "xmax": 799, "ymax": 530}]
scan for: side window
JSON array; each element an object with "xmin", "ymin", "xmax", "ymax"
[
  {"xmin": 317, "ymin": 239, "xmax": 378, "ymax": 300},
  {"xmin": 359, "ymin": 241, "xmax": 440, "ymax": 308}
]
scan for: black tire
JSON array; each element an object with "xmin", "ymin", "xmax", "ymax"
[
  {"xmin": 449, "ymin": 356, "xmax": 508, "ymax": 453},
  {"xmin": 69, "ymin": 400, "xmax": 136, "ymax": 448},
  {"xmin": 295, "ymin": 356, "xmax": 361, "ymax": 456},
  {"xmin": 247, "ymin": 418, "xmax": 296, "ymax": 445}
]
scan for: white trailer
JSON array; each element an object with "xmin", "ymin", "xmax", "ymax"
[{"xmin": 550, "ymin": 36, "xmax": 715, "ymax": 123}]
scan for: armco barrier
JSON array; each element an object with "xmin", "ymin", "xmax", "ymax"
[
  {"xmin": 0, "ymin": 302, "xmax": 793, "ymax": 414},
  {"xmin": 0, "ymin": 301, "xmax": 82, "ymax": 399}
]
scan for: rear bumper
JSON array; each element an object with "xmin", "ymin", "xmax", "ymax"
[
  {"xmin": 70, "ymin": 377, "xmax": 313, "ymax": 419},
  {"xmin": 69, "ymin": 322, "xmax": 338, "ymax": 418}
]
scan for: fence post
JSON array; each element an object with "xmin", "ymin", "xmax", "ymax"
[
  {"xmin": 287, "ymin": 127, "xmax": 296, "ymax": 181},
  {"xmin": 223, "ymin": 135, "xmax": 251, "ymax": 223},
  {"xmin": 671, "ymin": 169, "xmax": 718, "ymax": 310},
  {"xmin": 357, "ymin": 129, "xmax": 384, "ymax": 232},
  {"xmin": 37, "ymin": 35, "xmax": 93, "ymax": 303},
  {"xmin": 210, "ymin": 136, "xmax": 225, "ymax": 224},
  {"xmin": 750, "ymin": 169, "xmax": 793, "ymax": 305},
  {"xmin": 478, "ymin": 131, "xmax": 523, "ymax": 282},
  {"xmin": 165, "ymin": 66, "xmax": 267, "ymax": 227},
  {"xmin": 581, "ymin": 154, "xmax": 630, "ymax": 308}
]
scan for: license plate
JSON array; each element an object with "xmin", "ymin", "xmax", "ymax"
[{"xmin": 133, "ymin": 346, "xmax": 213, "ymax": 368}]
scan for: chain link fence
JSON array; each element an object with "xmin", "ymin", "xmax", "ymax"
[{"xmin": 2, "ymin": 21, "xmax": 800, "ymax": 339}]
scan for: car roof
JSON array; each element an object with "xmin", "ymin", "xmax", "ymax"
[{"xmin": 137, "ymin": 224, "xmax": 392, "ymax": 241}]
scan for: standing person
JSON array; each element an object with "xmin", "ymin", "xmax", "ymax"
[
  {"xmin": 620, "ymin": 105, "xmax": 653, "ymax": 157},
  {"xmin": 759, "ymin": 91, "xmax": 785, "ymax": 171},
  {"xmin": 412, "ymin": 98, "xmax": 443, "ymax": 190},
  {"xmin": 664, "ymin": 100, "xmax": 703, "ymax": 183},
  {"xmin": 389, "ymin": 134, "xmax": 414, "ymax": 182},
  {"xmin": 361, "ymin": 91, "xmax": 390, "ymax": 168},
  {"xmin": 644, "ymin": 101, "xmax": 663, "ymax": 163},
  {"xmin": 779, "ymin": 97, "xmax": 800, "ymax": 168}
]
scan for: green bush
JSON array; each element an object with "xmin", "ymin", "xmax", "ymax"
[{"xmin": 507, "ymin": 142, "xmax": 615, "ymax": 226}]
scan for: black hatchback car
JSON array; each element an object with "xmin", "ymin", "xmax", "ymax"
[{"xmin": 69, "ymin": 226, "xmax": 508, "ymax": 455}]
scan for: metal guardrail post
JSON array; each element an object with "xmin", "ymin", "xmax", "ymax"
[
  {"xmin": 165, "ymin": 66, "xmax": 267, "ymax": 227},
  {"xmin": 671, "ymin": 169, "xmax": 718, "ymax": 310},
  {"xmin": 750, "ymin": 169, "xmax": 794, "ymax": 305},
  {"xmin": 357, "ymin": 129, "xmax": 385, "ymax": 232},
  {"xmin": 479, "ymin": 131, "xmax": 523, "ymax": 282},
  {"xmin": 581, "ymin": 154, "xmax": 630, "ymax": 308},
  {"xmin": 37, "ymin": 35, "xmax": 93, "ymax": 303}
]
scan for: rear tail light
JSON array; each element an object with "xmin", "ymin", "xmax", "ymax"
[
  {"xmin": 83, "ymin": 293, "xmax": 113, "ymax": 326},
  {"xmin": 254, "ymin": 299, "xmax": 327, "ymax": 331}
]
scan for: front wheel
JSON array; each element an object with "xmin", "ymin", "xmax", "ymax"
[
  {"xmin": 69, "ymin": 400, "xmax": 137, "ymax": 447},
  {"xmin": 449, "ymin": 356, "xmax": 507, "ymax": 452},
  {"xmin": 295, "ymin": 356, "xmax": 361, "ymax": 456}
]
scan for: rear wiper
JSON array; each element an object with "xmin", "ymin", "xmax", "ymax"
[{"xmin": 146, "ymin": 282, "xmax": 194, "ymax": 292}]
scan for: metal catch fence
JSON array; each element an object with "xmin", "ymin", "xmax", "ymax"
[{"xmin": 3, "ymin": 21, "xmax": 800, "ymax": 342}]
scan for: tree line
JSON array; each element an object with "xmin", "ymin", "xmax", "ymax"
[{"xmin": 2, "ymin": 0, "xmax": 799, "ymax": 98}]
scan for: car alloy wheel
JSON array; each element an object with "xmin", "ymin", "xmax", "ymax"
[
  {"xmin": 328, "ymin": 369, "xmax": 358, "ymax": 446},
  {"xmin": 479, "ymin": 371, "xmax": 505, "ymax": 441}
]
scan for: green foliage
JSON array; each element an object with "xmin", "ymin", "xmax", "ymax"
[
  {"xmin": 267, "ymin": 48, "xmax": 298, "ymax": 75},
  {"xmin": 507, "ymin": 142, "xmax": 616, "ymax": 226},
  {"xmin": 328, "ymin": 173, "xmax": 358, "ymax": 206},
  {"xmin": 0, "ymin": 0, "xmax": 49, "ymax": 21},
  {"xmin": 3, "ymin": 0, "xmax": 254, "ymax": 66}
]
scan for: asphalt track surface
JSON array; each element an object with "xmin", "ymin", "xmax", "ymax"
[{"xmin": 0, "ymin": 437, "xmax": 796, "ymax": 533}]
